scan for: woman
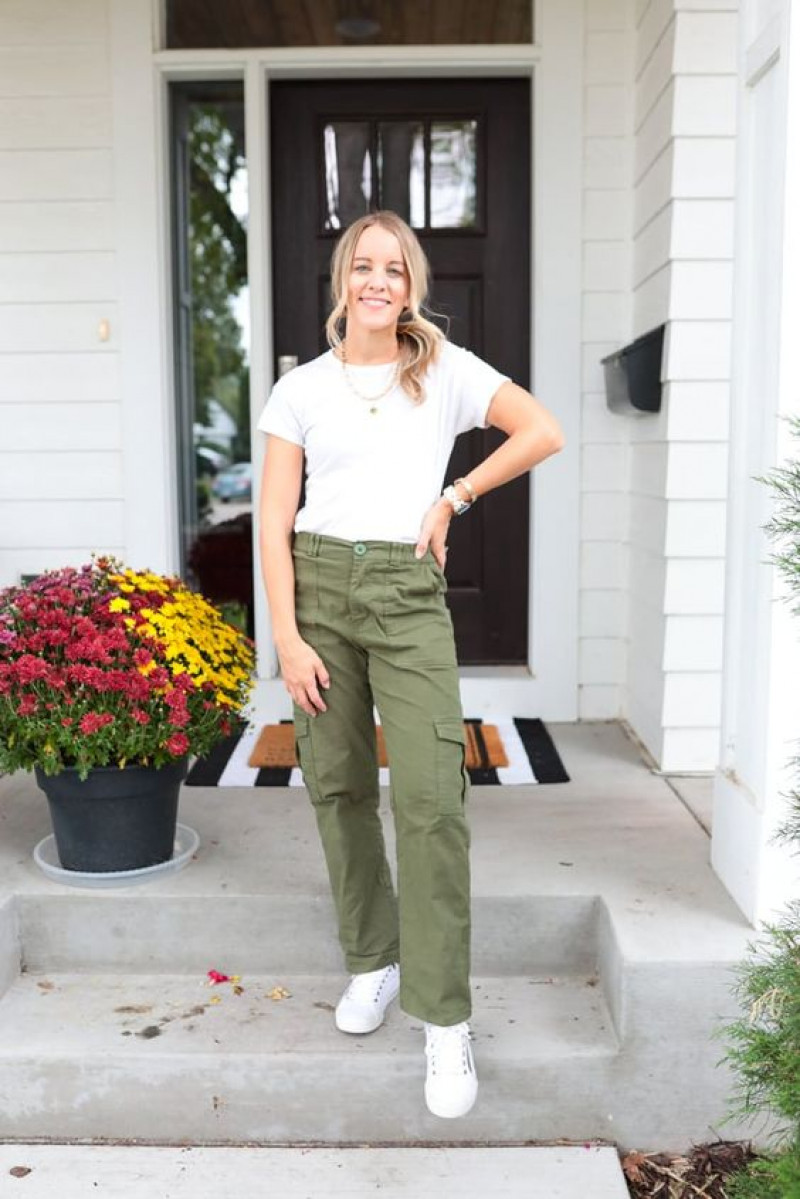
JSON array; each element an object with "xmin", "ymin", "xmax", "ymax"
[{"xmin": 258, "ymin": 210, "xmax": 564, "ymax": 1119}]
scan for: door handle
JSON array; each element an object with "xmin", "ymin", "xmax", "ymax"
[{"xmin": 277, "ymin": 354, "xmax": 298, "ymax": 376}]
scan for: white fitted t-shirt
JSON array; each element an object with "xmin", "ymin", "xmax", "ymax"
[{"xmin": 257, "ymin": 341, "xmax": 509, "ymax": 544}]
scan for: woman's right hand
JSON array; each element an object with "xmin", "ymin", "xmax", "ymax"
[{"xmin": 277, "ymin": 634, "xmax": 331, "ymax": 716}]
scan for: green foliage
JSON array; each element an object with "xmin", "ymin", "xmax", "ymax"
[
  {"xmin": 727, "ymin": 1144, "xmax": 800, "ymax": 1199},
  {"xmin": 721, "ymin": 415, "xmax": 800, "ymax": 1195},
  {"xmin": 187, "ymin": 106, "xmax": 248, "ymax": 432},
  {"xmin": 721, "ymin": 903, "xmax": 800, "ymax": 1134}
]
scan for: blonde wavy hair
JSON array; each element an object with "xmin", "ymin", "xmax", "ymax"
[{"xmin": 325, "ymin": 210, "xmax": 444, "ymax": 403}]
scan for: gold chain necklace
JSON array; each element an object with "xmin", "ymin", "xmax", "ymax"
[{"xmin": 340, "ymin": 344, "xmax": 401, "ymax": 414}]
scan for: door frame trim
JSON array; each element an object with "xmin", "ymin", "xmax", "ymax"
[{"xmin": 117, "ymin": 0, "xmax": 581, "ymax": 718}]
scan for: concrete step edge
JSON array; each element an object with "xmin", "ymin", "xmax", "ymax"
[{"xmin": 0, "ymin": 1144, "xmax": 630, "ymax": 1198}]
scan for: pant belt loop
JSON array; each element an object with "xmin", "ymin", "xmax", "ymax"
[{"xmin": 309, "ymin": 533, "xmax": 321, "ymax": 558}]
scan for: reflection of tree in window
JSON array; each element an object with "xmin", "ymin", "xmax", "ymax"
[
  {"xmin": 431, "ymin": 121, "xmax": 477, "ymax": 228},
  {"xmin": 189, "ymin": 106, "xmax": 249, "ymax": 468},
  {"xmin": 181, "ymin": 103, "xmax": 254, "ymax": 637}
]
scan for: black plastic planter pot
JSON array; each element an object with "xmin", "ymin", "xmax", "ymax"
[{"xmin": 33, "ymin": 757, "xmax": 188, "ymax": 873}]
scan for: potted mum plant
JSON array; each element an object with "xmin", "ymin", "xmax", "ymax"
[{"xmin": 0, "ymin": 555, "xmax": 254, "ymax": 873}]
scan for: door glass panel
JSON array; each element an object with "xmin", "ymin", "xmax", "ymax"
[
  {"xmin": 166, "ymin": 1, "xmax": 533, "ymax": 49},
  {"xmin": 377, "ymin": 122, "xmax": 425, "ymax": 227},
  {"xmin": 430, "ymin": 120, "xmax": 478, "ymax": 228},
  {"xmin": 170, "ymin": 82, "xmax": 252, "ymax": 636},
  {"xmin": 323, "ymin": 122, "xmax": 372, "ymax": 230}
]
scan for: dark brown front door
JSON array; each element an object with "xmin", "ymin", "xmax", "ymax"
[{"xmin": 270, "ymin": 78, "xmax": 530, "ymax": 663}]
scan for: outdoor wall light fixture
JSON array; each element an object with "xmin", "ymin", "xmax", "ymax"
[{"xmin": 601, "ymin": 324, "xmax": 665, "ymax": 415}]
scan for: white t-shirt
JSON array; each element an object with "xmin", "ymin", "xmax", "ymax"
[{"xmin": 256, "ymin": 341, "xmax": 509, "ymax": 543}]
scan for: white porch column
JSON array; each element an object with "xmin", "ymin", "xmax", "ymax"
[{"xmin": 712, "ymin": 0, "xmax": 800, "ymax": 922}]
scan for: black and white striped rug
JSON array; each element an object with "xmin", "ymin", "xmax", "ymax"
[{"xmin": 185, "ymin": 718, "xmax": 569, "ymax": 788}]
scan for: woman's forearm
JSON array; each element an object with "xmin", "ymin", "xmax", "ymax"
[
  {"xmin": 463, "ymin": 426, "xmax": 564, "ymax": 501},
  {"xmin": 260, "ymin": 521, "xmax": 300, "ymax": 647}
]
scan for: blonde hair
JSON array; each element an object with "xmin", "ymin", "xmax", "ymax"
[{"xmin": 325, "ymin": 211, "xmax": 444, "ymax": 403}]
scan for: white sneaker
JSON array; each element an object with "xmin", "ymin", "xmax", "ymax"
[
  {"xmin": 335, "ymin": 963, "xmax": 400, "ymax": 1034},
  {"xmin": 424, "ymin": 1021, "xmax": 478, "ymax": 1118}
]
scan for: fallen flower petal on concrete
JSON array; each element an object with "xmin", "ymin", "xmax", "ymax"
[{"xmin": 207, "ymin": 970, "xmax": 230, "ymax": 985}]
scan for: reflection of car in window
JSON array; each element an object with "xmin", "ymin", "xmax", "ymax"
[{"xmin": 211, "ymin": 462, "xmax": 252, "ymax": 502}]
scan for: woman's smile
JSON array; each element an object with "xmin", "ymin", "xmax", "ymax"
[{"xmin": 346, "ymin": 224, "xmax": 409, "ymax": 338}]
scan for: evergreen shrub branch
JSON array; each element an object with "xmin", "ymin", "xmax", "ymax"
[{"xmin": 722, "ymin": 414, "xmax": 800, "ymax": 1196}]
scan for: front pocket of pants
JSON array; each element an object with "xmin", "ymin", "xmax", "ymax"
[
  {"xmin": 383, "ymin": 561, "xmax": 444, "ymax": 637},
  {"xmin": 294, "ymin": 710, "xmax": 326, "ymax": 804},
  {"xmin": 434, "ymin": 717, "xmax": 468, "ymax": 815}
]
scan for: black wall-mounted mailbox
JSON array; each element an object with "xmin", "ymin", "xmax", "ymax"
[{"xmin": 601, "ymin": 324, "xmax": 665, "ymax": 415}]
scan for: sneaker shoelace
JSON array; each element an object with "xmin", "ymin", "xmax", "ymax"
[
  {"xmin": 345, "ymin": 964, "xmax": 397, "ymax": 1006},
  {"xmin": 425, "ymin": 1021, "xmax": 474, "ymax": 1076}
]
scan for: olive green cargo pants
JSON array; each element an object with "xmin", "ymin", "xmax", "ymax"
[{"xmin": 291, "ymin": 531, "xmax": 471, "ymax": 1026}]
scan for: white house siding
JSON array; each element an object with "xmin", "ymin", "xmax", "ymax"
[
  {"xmin": 0, "ymin": 0, "xmax": 124, "ymax": 589},
  {"xmin": 628, "ymin": 0, "xmax": 737, "ymax": 770},
  {"xmin": 579, "ymin": 0, "xmax": 634, "ymax": 721}
]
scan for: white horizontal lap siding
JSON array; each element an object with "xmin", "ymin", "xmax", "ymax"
[
  {"xmin": 0, "ymin": 0, "xmax": 121, "ymax": 589},
  {"xmin": 628, "ymin": 0, "xmax": 671, "ymax": 768},
  {"xmin": 626, "ymin": 0, "xmax": 736, "ymax": 770},
  {"xmin": 579, "ymin": 0, "xmax": 634, "ymax": 721}
]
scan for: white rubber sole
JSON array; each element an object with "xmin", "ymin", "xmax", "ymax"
[{"xmin": 424, "ymin": 1077, "xmax": 479, "ymax": 1119}]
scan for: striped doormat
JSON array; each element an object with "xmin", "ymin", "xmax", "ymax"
[{"xmin": 185, "ymin": 718, "xmax": 569, "ymax": 787}]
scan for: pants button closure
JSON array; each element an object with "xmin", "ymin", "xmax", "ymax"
[{"xmin": 354, "ymin": 542, "xmax": 367, "ymax": 556}]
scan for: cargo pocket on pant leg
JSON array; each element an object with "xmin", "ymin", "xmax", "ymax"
[
  {"xmin": 294, "ymin": 710, "xmax": 325, "ymax": 805},
  {"xmin": 434, "ymin": 717, "xmax": 468, "ymax": 815}
]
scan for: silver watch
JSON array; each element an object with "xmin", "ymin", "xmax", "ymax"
[{"xmin": 442, "ymin": 484, "xmax": 472, "ymax": 516}]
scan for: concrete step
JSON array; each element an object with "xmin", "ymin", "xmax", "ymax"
[
  {"xmin": 0, "ymin": 1145, "xmax": 630, "ymax": 1199},
  {"xmin": 0, "ymin": 723, "xmax": 759, "ymax": 1152},
  {"xmin": 11, "ymin": 891, "xmax": 603, "ymax": 977},
  {"xmin": 0, "ymin": 969, "xmax": 619, "ymax": 1143}
]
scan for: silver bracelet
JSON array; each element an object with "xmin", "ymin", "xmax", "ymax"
[{"xmin": 454, "ymin": 476, "xmax": 478, "ymax": 504}]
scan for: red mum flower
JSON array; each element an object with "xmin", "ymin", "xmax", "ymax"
[
  {"xmin": 131, "ymin": 709, "xmax": 150, "ymax": 725},
  {"xmin": 165, "ymin": 732, "xmax": 189, "ymax": 756},
  {"xmin": 17, "ymin": 695, "xmax": 37, "ymax": 716},
  {"xmin": 13, "ymin": 655, "xmax": 51, "ymax": 684},
  {"xmin": 79, "ymin": 712, "xmax": 114, "ymax": 734}
]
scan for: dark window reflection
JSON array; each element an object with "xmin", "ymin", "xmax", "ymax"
[
  {"xmin": 323, "ymin": 122, "xmax": 372, "ymax": 230},
  {"xmin": 322, "ymin": 117, "xmax": 478, "ymax": 232},
  {"xmin": 378, "ymin": 122, "xmax": 425, "ymax": 227}
]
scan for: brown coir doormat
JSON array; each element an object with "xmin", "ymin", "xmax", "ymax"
[
  {"xmin": 249, "ymin": 721, "xmax": 510, "ymax": 771},
  {"xmin": 185, "ymin": 718, "xmax": 570, "ymax": 787}
]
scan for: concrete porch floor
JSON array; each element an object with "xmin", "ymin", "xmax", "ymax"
[{"xmin": 0, "ymin": 721, "xmax": 757, "ymax": 1154}]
